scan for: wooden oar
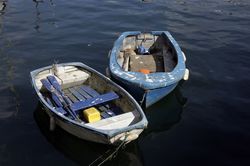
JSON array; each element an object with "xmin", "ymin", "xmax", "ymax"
[
  {"xmin": 41, "ymin": 78, "xmax": 80, "ymax": 122},
  {"xmin": 47, "ymin": 76, "xmax": 72, "ymax": 105}
]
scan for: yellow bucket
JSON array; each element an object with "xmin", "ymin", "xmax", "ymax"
[{"xmin": 83, "ymin": 107, "xmax": 101, "ymax": 123}]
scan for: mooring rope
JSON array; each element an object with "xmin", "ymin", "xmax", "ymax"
[
  {"xmin": 89, "ymin": 134, "xmax": 128, "ymax": 166},
  {"xmin": 140, "ymin": 92, "xmax": 146, "ymax": 107}
]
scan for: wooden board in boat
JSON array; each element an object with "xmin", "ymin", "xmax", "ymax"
[{"xmin": 129, "ymin": 53, "xmax": 164, "ymax": 73}]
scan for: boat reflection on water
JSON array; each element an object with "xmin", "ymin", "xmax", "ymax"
[
  {"xmin": 33, "ymin": 103, "xmax": 143, "ymax": 166},
  {"xmin": 141, "ymin": 83, "xmax": 187, "ymax": 136},
  {"xmin": 135, "ymin": 84, "xmax": 187, "ymax": 164}
]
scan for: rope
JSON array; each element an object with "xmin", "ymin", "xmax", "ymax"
[
  {"xmin": 89, "ymin": 134, "xmax": 128, "ymax": 166},
  {"xmin": 140, "ymin": 92, "xmax": 146, "ymax": 107}
]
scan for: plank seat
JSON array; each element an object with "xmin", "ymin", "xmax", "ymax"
[
  {"xmin": 70, "ymin": 91, "xmax": 119, "ymax": 113},
  {"xmin": 86, "ymin": 111, "xmax": 138, "ymax": 130},
  {"xmin": 80, "ymin": 85, "xmax": 100, "ymax": 97},
  {"xmin": 78, "ymin": 85, "xmax": 110, "ymax": 109},
  {"xmin": 63, "ymin": 89, "xmax": 78, "ymax": 103},
  {"xmin": 63, "ymin": 86, "xmax": 116, "ymax": 117},
  {"xmin": 76, "ymin": 86, "xmax": 92, "ymax": 99},
  {"xmin": 68, "ymin": 88, "xmax": 85, "ymax": 101},
  {"xmin": 79, "ymin": 85, "xmax": 121, "ymax": 117},
  {"xmin": 65, "ymin": 86, "xmax": 112, "ymax": 118},
  {"xmin": 41, "ymin": 75, "xmax": 120, "ymax": 117}
]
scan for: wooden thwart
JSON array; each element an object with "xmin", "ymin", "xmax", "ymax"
[
  {"xmin": 79, "ymin": 85, "xmax": 119, "ymax": 117},
  {"xmin": 41, "ymin": 76, "xmax": 119, "ymax": 116},
  {"xmin": 86, "ymin": 111, "xmax": 137, "ymax": 130},
  {"xmin": 70, "ymin": 92, "xmax": 119, "ymax": 113}
]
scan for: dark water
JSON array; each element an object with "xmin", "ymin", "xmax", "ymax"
[{"xmin": 1, "ymin": 0, "xmax": 250, "ymax": 165}]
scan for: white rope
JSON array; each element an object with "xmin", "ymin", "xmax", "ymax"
[{"xmin": 89, "ymin": 135, "xmax": 128, "ymax": 166}]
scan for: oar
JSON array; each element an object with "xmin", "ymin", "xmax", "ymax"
[
  {"xmin": 41, "ymin": 79, "xmax": 81, "ymax": 122},
  {"xmin": 47, "ymin": 76, "xmax": 72, "ymax": 105}
]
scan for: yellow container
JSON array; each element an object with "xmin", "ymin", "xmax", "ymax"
[{"xmin": 83, "ymin": 107, "xmax": 101, "ymax": 123}]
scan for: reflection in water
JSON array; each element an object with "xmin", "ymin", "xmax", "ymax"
[
  {"xmin": 49, "ymin": 0, "xmax": 54, "ymax": 6},
  {"xmin": 142, "ymin": 84, "xmax": 187, "ymax": 135},
  {"xmin": 33, "ymin": 0, "xmax": 57, "ymax": 32},
  {"xmin": 1, "ymin": 0, "xmax": 250, "ymax": 165},
  {"xmin": 136, "ymin": 85, "xmax": 187, "ymax": 164},
  {"xmin": 0, "ymin": 1, "xmax": 6, "ymax": 30},
  {"xmin": 32, "ymin": 84, "xmax": 186, "ymax": 165},
  {"xmin": 33, "ymin": 104, "xmax": 143, "ymax": 166},
  {"xmin": 0, "ymin": 2, "xmax": 20, "ymax": 119},
  {"xmin": 33, "ymin": 0, "xmax": 43, "ymax": 32},
  {"xmin": 0, "ymin": 1, "xmax": 6, "ymax": 14}
]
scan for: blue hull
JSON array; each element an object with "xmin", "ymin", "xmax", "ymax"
[
  {"xmin": 108, "ymin": 69, "xmax": 178, "ymax": 108},
  {"xmin": 145, "ymin": 83, "xmax": 178, "ymax": 107},
  {"xmin": 108, "ymin": 31, "xmax": 187, "ymax": 108}
]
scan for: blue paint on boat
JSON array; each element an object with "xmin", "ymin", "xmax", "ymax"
[
  {"xmin": 108, "ymin": 31, "xmax": 187, "ymax": 107},
  {"xmin": 70, "ymin": 91, "xmax": 119, "ymax": 113},
  {"xmin": 42, "ymin": 76, "xmax": 120, "ymax": 114},
  {"xmin": 145, "ymin": 83, "xmax": 178, "ymax": 107}
]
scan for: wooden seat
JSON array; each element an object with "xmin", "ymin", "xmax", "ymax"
[
  {"xmin": 72, "ymin": 85, "xmax": 122, "ymax": 118},
  {"xmin": 41, "ymin": 76, "xmax": 120, "ymax": 118},
  {"xmin": 86, "ymin": 111, "xmax": 138, "ymax": 130},
  {"xmin": 129, "ymin": 53, "xmax": 164, "ymax": 72},
  {"xmin": 69, "ymin": 91, "xmax": 119, "ymax": 113}
]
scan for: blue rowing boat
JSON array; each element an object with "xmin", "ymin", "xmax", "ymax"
[
  {"xmin": 107, "ymin": 31, "xmax": 189, "ymax": 107},
  {"xmin": 30, "ymin": 62, "xmax": 148, "ymax": 145}
]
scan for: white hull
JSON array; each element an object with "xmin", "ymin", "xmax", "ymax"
[{"xmin": 31, "ymin": 62, "xmax": 147, "ymax": 145}]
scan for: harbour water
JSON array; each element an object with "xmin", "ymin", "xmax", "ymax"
[{"xmin": 0, "ymin": 0, "xmax": 250, "ymax": 165}]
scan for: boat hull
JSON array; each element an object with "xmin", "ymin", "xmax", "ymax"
[
  {"xmin": 145, "ymin": 83, "xmax": 178, "ymax": 107},
  {"xmin": 31, "ymin": 62, "xmax": 148, "ymax": 145},
  {"xmin": 107, "ymin": 31, "xmax": 187, "ymax": 107},
  {"xmin": 41, "ymin": 103, "xmax": 143, "ymax": 145},
  {"xmin": 107, "ymin": 68, "xmax": 178, "ymax": 108}
]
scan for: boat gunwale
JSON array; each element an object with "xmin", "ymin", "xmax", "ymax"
[
  {"xmin": 109, "ymin": 31, "xmax": 186, "ymax": 90},
  {"xmin": 30, "ymin": 62, "xmax": 148, "ymax": 138}
]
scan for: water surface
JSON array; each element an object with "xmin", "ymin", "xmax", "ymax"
[{"xmin": 1, "ymin": 0, "xmax": 250, "ymax": 165}]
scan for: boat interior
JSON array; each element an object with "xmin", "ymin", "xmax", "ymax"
[
  {"xmin": 117, "ymin": 33, "xmax": 178, "ymax": 73},
  {"xmin": 34, "ymin": 65, "xmax": 141, "ymax": 130}
]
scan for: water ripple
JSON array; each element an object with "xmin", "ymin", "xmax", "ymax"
[{"xmin": 1, "ymin": 0, "xmax": 250, "ymax": 165}]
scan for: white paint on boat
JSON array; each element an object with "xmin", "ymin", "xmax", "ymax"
[
  {"xmin": 182, "ymin": 51, "xmax": 186, "ymax": 62},
  {"xmin": 145, "ymin": 75, "xmax": 153, "ymax": 83},
  {"xmin": 86, "ymin": 111, "xmax": 138, "ymax": 130},
  {"xmin": 183, "ymin": 68, "xmax": 189, "ymax": 80}
]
